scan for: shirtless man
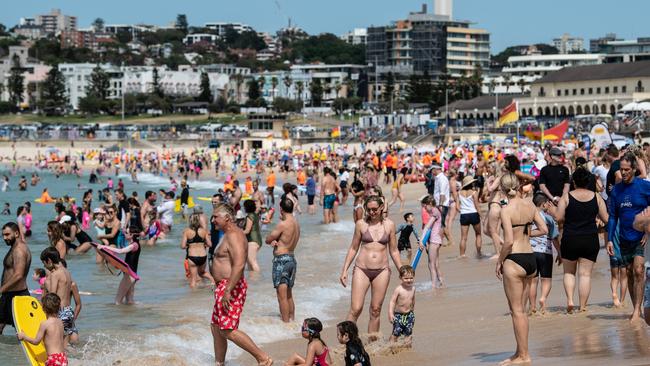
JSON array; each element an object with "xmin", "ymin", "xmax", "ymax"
[
  {"xmin": 265, "ymin": 198, "xmax": 300, "ymax": 322},
  {"xmin": 209, "ymin": 203, "xmax": 272, "ymax": 366},
  {"xmin": 319, "ymin": 167, "xmax": 340, "ymax": 224},
  {"xmin": 40, "ymin": 247, "xmax": 77, "ymax": 345},
  {"xmin": 251, "ymin": 180, "xmax": 265, "ymax": 214},
  {"xmin": 0, "ymin": 222, "xmax": 31, "ymax": 334},
  {"xmin": 140, "ymin": 191, "xmax": 157, "ymax": 224},
  {"xmin": 230, "ymin": 180, "xmax": 243, "ymax": 212}
]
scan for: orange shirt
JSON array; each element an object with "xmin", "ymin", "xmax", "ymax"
[
  {"xmin": 267, "ymin": 173, "xmax": 276, "ymax": 188},
  {"xmin": 423, "ymin": 154, "xmax": 432, "ymax": 166},
  {"xmin": 385, "ymin": 154, "xmax": 393, "ymax": 169},
  {"xmin": 297, "ymin": 171, "xmax": 306, "ymax": 185},
  {"xmin": 372, "ymin": 156, "xmax": 379, "ymax": 169},
  {"xmin": 245, "ymin": 180, "xmax": 253, "ymax": 195},
  {"xmin": 391, "ymin": 155, "xmax": 398, "ymax": 169}
]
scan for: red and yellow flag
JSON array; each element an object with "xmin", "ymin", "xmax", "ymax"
[
  {"xmin": 497, "ymin": 101, "xmax": 519, "ymax": 127},
  {"xmin": 331, "ymin": 126, "xmax": 341, "ymax": 138}
]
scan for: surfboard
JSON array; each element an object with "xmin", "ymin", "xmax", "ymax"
[
  {"xmin": 34, "ymin": 198, "xmax": 54, "ymax": 204},
  {"xmin": 12, "ymin": 296, "xmax": 48, "ymax": 366},
  {"xmin": 411, "ymin": 229, "xmax": 431, "ymax": 270},
  {"xmin": 91, "ymin": 243, "xmax": 140, "ymax": 281},
  {"xmin": 197, "ymin": 197, "xmax": 212, "ymax": 202},
  {"xmin": 174, "ymin": 197, "xmax": 195, "ymax": 212}
]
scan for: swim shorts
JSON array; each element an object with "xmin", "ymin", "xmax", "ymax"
[
  {"xmin": 307, "ymin": 194, "xmax": 315, "ymax": 205},
  {"xmin": 211, "ymin": 277, "xmax": 248, "ymax": 330},
  {"xmin": 272, "ymin": 254, "xmax": 297, "ymax": 289},
  {"xmin": 323, "ymin": 194, "xmax": 336, "ymax": 210},
  {"xmin": 398, "ymin": 239, "xmax": 412, "ymax": 251},
  {"xmin": 619, "ymin": 238, "xmax": 644, "ymax": 267},
  {"xmin": 392, "ymin": 311, "xmax": 415, "ymax": 337},
  {"xmin": 460, "ymin": 212, "xmax": 480, "ymax": 226},
  {"xmin": 534, "ymin": 252, "xmax": 553, "ymax": 279},
  {"xmin": 0, "ymin": 289, "xmax": 29, "ymax": 327},
  {"xmin": 46, "ymin": 352, "xmax": 68, "ymax": 366},
  {"xmin": 58, "ymin": 306, "xmax": 78, "ymax": 335},
  {"xmin": 643, "ymin": 267, "xmax": 650, "ymax": 311}
]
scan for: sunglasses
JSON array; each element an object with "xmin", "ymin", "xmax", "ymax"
[
  {"xmin": 301, "ymin": 324, "xmax": 314, "ymax": 335},
  {"xmin": 367, "ymin": 206, "xmax": 381, "ymax": 212}
]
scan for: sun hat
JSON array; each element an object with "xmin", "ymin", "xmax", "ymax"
[{"xmin": 461, "ymin": 176, "xmax": 477, "ymax": 189}]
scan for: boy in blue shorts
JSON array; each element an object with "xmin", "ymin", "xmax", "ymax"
[{"xmin": 388, "ymin": 265, "xmax": 416, "ymax": 344}]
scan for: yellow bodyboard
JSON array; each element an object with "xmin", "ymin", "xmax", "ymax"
[
  {"xmin": 174, "ymin": 197, "xmax": 195, "ymax": 212},
  {"xmin": 12, "ymin": 296, "xmax": 47, "ymax": 366}
]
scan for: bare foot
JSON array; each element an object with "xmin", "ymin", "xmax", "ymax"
[
  {"xmin": 258, "ymin": 357, "xmax": 273, "ymax": 366},
  {"xmin": 630, "ymin": 313, "xmax": 644, "ymax": 323},
  {"xmin": 459, "ymin": 254, "xmax": 468, "ymax": 259},
  {"xmin": 489, "ymin": 254, "xmax": 499, "ymax": 261},
  {"xmin": 538, "ymin": 298, "xmax": 546, "ymax": 314},
  {"xmin": 567, "ymin": 305, "xmax": 575, "ymax": 314},
  {"xmin": 528, "ymin": 308, "xmax": 537, "ymax": 316},
  {"xmin": 498, "ymin": 353, "xmax": 531, "ymax": 366}
]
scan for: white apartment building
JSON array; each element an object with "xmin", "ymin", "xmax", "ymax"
[
  {"xmin": 341, "ymin": 28, "xmax": 368, "ymax": 45},
  {"xmin": 553, "ymin": 33, "xmax": 584, "ymax": 54},
  {"xmin": 58, "ymin": 63, "xmax": 124, "ymax": 110},
  {"xmin": 446, "ymin": 26, "xmax": 490, "ymax": 77},
  {"xmin": 483, "ymin": 53, "xmax": 604, "ymax": 94},
  {"xmin": 204, "ymin": 22, "xmax": 254, "ymax": 36},
  {"xmin": 183, "ymin": 34, "xmax": 219, "ymax": 46},
  {"xmin": 36, "ymin": 9, "xmax": 76, "ymax": 35},
  {"xmin": 0, "ymin": 46, "xmax": 50, "ymax": 106},
  {"xmin": 59, "ymin": 63, "xmax": 231, "ymax": 109}
]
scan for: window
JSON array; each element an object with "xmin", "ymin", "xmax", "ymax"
[
  {"xmin": 614, "ymin": 86, "xmax": 618, "ymax": 93},
  {"xmin": 557, "ymin": 90, "xmax": 561, "ymax": 97},
  {"xmin": 565, "ymin": 89, "xmax": 569, "ymax": 96},
  {"xmin": 580, "ymin": 88, "xmax": 585, "ymax": 95},
  {"xmin": 605, "ymin": 87, "xmax": 609, "ymax": 94},
  {"xmin": 622, "ymin": 85, "xmax": 627, "ymax": 93},
  {"xmin": 573, "ymin": 89, "xmax": 577, "ymax": 95},
  {"xmin": 597, "ymin": 87, "xmax": 601, "ymax": 94},
  {"xmin": 588, "ymin": 88, "xmax": 593, "ymax": 94}
]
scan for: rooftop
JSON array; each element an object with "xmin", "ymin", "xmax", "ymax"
[{"xmin": 535, "ymin": 60, "xmax": 650, "ymax": 84}]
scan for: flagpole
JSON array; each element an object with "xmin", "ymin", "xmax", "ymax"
[{"xmin": 516, "ymin": 100, "xmax": 520, "ymax": 147}]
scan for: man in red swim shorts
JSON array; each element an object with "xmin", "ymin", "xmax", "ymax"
[{"xmin": 210, "ymin": 203, "xmax": 272, "ymax": 366}]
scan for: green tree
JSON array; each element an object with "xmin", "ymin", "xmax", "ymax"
[
  {"xmin": 382, "ymin": 72, "xmax": 395, "ymax": 102},
  {"xmin": 272, "ymin": 97, "xmax": 301, "ymax": 113},
  {"xmin": 406, "ymin": 74, "xmax": 432, "ymax": 103},
  {"xmin": 175, "ymin": 14, "xmax": 189, "ymax": 34},
  {"xmin": 116, "ymin": 29, "xmax": 133, "ymax": 44},
  {"xmin": 309, "ymin": 79, "xmax": 323, "ymax": 107},
  {"xmin": 247, "ymin": 78, "xmax": 261, "ymax": 101},
  {"xmin": 152, "ymin": 67, "xmax": 163, "ymax": 97},
  {"xmin": 40, "ymin": 66, "xmax": 68, "ymax": 113},
  {"xmin": 78, "ymin": 95, "xmax": 103, "ymax": 114},
  {"xmin": 7, "ymin": 55, "xmax": 25, "ymax": 108},
  {"xmin": 198, "ymin": 72, "xmax": 213, "ymax": 102},
  {"xmin": 295, "ymin": 81, "xmax": 304, "ymax": 103},
  {"xmin": 0, "ymin": 23, "xmax": 7, "ymax": 36},
  {"xmin": 290, "ymin": 33, "xmax": 365, "ymax": 64},
  {"xmin": 92, "ymin": 18, "xmax": 105, "ymax": 32},
  {"xmin": 87, "ymin": 65, "xmax": 110, "ymax": 100},
  {"xmin": 270, "ymin": 76, "xmax": 278, "ymax": 101}
]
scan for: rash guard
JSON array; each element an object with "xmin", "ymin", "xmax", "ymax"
[{"xmin": 607, "ymin": 177, "xmax": 650, "ymax": 243}]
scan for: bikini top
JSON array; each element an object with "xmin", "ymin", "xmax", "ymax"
[
  {"xmin": 512, "ymin": 221, "xmax": 533, "ymax": 235},
  {"xmin": 361, "ymin": 224, "xmax": 390, "ymax": 245},
  {"xmin": 187, "ymin": 230, "xmax": 205, "ymax": 245}
]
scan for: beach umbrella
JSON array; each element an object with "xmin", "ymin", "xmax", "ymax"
[
  {"xmin": 417, "ymin": 147, "xmax": 436, "ymax": 153},
  {"xmin": 637, "ymin": 102, "xmax": 650, "ymax": 111},
  {"xmin": 394, "ymin": 140, "xmax": 408, "ymax": 148},
  {"xmin": 45, "ymin": 146, "xmax": 60, "ymax": 155},
  {"xmin": 621, "ymin": 102, "xmax": 640, "ymax": 112}
]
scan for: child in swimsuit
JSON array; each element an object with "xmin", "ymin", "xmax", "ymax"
[
  {"xmin": 337, "ymin": 321, "xmax": 370, "ymax": 366},
  {"xmin": 285, "ymin": 317, "xmax": 331, "ymax": 366},
  {"xmin": 17, "ymin": 293, "xmax": 69, "ymax": 366},
  {"xmin": 389, "ymin": 265, "xmax": 416, "ymax": 344},
  {"xmin": 31, "ymin": 268, "xmax": 47, "ymax": 298}
]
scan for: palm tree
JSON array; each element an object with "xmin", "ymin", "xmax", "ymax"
[
  {"xmin": 344, "ymin": 77, "xmax": 355, "ymax": 98},
  {"xmin": 488, "ymin": 78, "xmax": 497, "ymax": 95},
  {"xmin": 233, "ymin": 74, "xmax": 244, "ymax": 104},
  {"xmin": 271, "ymin": 76, "xmax": 279, "ymax": 101},
  {"xmin": 503, "ymin": 74, "xmax": 511, "ymax": 93},
  {"xmin": 258, "ymin": 76, "xmax": 266, "ymax": 99},
  {"xmin": 283, "ymin": 75, "xmax": 292, "ymax": 99},
  {"xmin": 334, "ymin": 81, "xmax": 342, "ymax": 98},
  {"xmin": 517, "ymin": 77, "xmax": 527, "ymax": 94},
  {"xmin": 296, "ymin": 81, "xmax": 304, "ymax": 104}
]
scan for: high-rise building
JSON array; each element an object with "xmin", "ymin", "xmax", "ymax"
[
  {"xmin": 366, "ymin": 3, "xmax": 489, "ymax": 101},
  {"xmin": 552, "ymin": 33, "xmax": 584, "ymax": 54},
  {"xmin": 434, "ymin": 0, "xmax": 453, "ymax": 20},
  {"xmin": 341, "ymin": 28, "xmax": 368, "ymax": 45},
  {"xmin": 36, "ymin": 9, "xmax": 77, "ymax": 35},
  {"xmin": 590, "ymin": 33, "xmax": 621, "ymax": 53}
]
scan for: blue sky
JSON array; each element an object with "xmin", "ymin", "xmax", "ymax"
[{"xmin": 2, "ymin": 0, "xmax": 648, "ymax": 52}]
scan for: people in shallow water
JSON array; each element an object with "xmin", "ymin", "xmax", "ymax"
[{"xmin": 180, "ymin": 213, "xmax": 214, "ymax": 288}]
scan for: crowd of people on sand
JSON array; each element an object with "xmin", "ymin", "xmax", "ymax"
[{"xmin": 1, "ymin": 138, "xmax": 650, "ymax": 366}]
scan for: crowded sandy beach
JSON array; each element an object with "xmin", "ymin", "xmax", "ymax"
[{"xmin": 0, "ymin": 135, "xmax": 649, "ymax": 366}]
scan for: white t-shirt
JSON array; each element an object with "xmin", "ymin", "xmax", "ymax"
[
  {"xmin": 434, "ymin": 172, "xmax": 450, "ymax": 207},
  {"xmin": 592, "ymin": 165, "xmax": 609, "ymax": 200},
  {"xmin": 157, "ymin": 200, "xmax": 175, "ymax": 226},
  {"xmin": 340, "ymin": 171, "xmax": 350, "ymax": 183}
]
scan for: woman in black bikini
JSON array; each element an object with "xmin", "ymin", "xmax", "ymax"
[
  {"xmin": 181, "ymin": 213, "xmax": 214, "ymax": 288},
  {"xmin": 61, "ymin": 217, "xmax": 94, "ymax": 254},
  {"xmin": 497, "ymin": 173, "xmax": 548, "ymax": 366},
  {"xmin": 340, "ymin": 195, "xmax": 401, "ymax": 337}
]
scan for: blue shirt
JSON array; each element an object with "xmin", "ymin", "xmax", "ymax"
[
  {"xmin": 607, "ymin": 177, "xmax": 650, "ymax": 243},
  {"xmin": 306, "ymin": 177, "xmax": 316, "ymax": 196}
]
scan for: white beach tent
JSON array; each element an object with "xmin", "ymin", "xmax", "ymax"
[{"xmin": 620, "ymin": 101, "xmax": 650, "ymax": 111}]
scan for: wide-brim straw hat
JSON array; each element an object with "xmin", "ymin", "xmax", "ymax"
[{"xmin": 462, "ymin": 176, "xmax": 477, "ymax": 189}]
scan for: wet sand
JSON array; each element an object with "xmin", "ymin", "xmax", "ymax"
[{"xmin": 249, "ymin": 184, "xmax": 650, "ymax": 366}]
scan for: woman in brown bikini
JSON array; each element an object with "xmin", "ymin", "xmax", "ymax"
[{"xmin": 340, "ymin": 195, "xmax": 402, "ymax": 336}]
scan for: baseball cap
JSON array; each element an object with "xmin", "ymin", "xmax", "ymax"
[{"xmin": 550, "ymin": 147, "xmax": 562, "ymax": 156}]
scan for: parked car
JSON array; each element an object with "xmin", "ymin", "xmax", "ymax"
[
  {"xmin": 208, "ymin": 139, "xmax": 220, "ymax": 148},
  {"xmin": 291, "ymin": 124, "xmax": 316, "ymax": 133}
]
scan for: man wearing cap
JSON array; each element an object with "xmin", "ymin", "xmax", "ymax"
[{"xmin": 539, "ymin": 147, "xmax": 570, "ymax": 205}]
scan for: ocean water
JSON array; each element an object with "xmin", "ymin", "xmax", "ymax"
[{"xmin": 0, "ymin": 170, "xmax": 352, "ymax": 365}]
